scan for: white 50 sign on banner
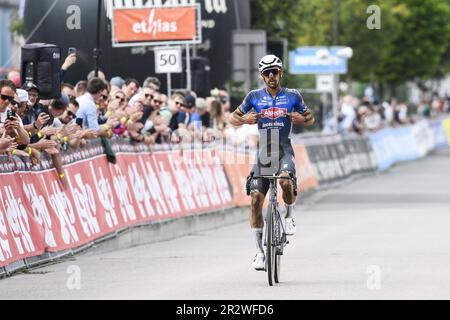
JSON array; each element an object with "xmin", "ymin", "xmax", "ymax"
[{"xmin": 155, "ymin": 47, "xmax": 182, "ymax": 74}]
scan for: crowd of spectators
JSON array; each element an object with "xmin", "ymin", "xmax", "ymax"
[
  {"xmin": 0, "ymin": 52, "xmax": 241, "ymax": 185},
  {"xmin": 336, "ymin": 93, "xmax": 450, "ymax": 136},
  {"xmin": 2, "ymin": 52, "xmax": 449, "ymax": 179}
]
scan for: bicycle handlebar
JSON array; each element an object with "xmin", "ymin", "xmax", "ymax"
[{"xmin": 252, "ymin": 175, "xmax": 293, "ymax": 180}]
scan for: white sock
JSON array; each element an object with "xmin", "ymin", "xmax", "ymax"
[
  {"xmin": 285, "ymin": 204, "xmax": 294, "ymax": 219},
  {"xmin": 252, "ymin": 228, "xmax": 263, "ymax": 253}
]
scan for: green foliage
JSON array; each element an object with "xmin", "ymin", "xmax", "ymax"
[
  {"xmin": 10, "ymin": 18, "xmax": 25, "ymax": 36},
  {"xmin": 374, "ymin": 0, "xmax": 450, "ymax": 85},
  {"xmin": 250, "ymin": 0, "xmax": 450, "ymax": 93},
  {"xmin": 251, "ymin": 0, "xmax": 305, "ymax": 50}
]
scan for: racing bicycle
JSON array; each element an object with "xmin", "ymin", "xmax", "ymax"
[{"xmin": 254, "ymin": 174, "xmax": 291, "ymax": 286}]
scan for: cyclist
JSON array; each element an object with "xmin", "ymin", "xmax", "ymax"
[{"xmin": 229, "ymin": 55, "xmax": 315, "ymax": 270}]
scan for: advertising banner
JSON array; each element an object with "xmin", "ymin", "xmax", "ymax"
[
  {"xmin": 429, "ymin": 120, "xmax": 449, "ymax": 149},
  {"xmin": 112, "ymin": 5, "xmax": 201, "ymax": 47},
  {"xmin": 0, "ymin": 145, "xmax": 233, "ymax": 266},
  {"xmin": 443, "ymin": 118, "xmax": 450, "ymax": 145}
]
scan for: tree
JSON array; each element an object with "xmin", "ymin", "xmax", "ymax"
[
  {"xmin": 337, "ymin": 0, "xmax": 450, "ymax": 95},
  {"xmin": 375, "ymin": 0, "xmax": 450, "ymax": 89},
  {"xmin": 251, "ymin": 0, "xmax": 305, "ymax": 50},
  {"xmin": 250, "ymin": 0, "xmax": 450, "ymax": 96}
]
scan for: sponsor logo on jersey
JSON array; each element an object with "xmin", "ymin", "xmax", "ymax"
[
  {"xmin": 260, "ymin": 107, "xmax": 288, "ymax": 119},
  {"xmin": 262, "ymin": 121, "xmax": 285, "ymax": 128}
]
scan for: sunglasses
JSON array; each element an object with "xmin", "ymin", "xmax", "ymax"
[
  {"xmin": 262, "ymin": 68, "xmax": 280, "ymax": 77},
  {"xmin": 144, "ymin": 93, "xmax": 154, "ymax": 99},
  {"xmin": 67, "ymin": 110, "xmax": 76, "ymax": 118},
  {"xmin": 115, "ymin": 96, "xmax": 125, "ymax": 103},
  {"xmin": 175, "ymin": 101, "xmax": 186, "ymax": 107},
  {"xmin": 100, "ymin": 94, "xmax": 108, "ymax": 100},
  {"xmin": 0, "ymin": 94, "xmax": 14, "ymax": 103}
]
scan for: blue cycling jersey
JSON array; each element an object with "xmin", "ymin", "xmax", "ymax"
[{"xmin": 238, "ymin": 87, "xmax": 309, "ymax": 155}]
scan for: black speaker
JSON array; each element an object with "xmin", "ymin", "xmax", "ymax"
[
  {"xmin": 21, "ymin": 43, "xmax": 61, "ymax": 99},
  {"xmin": 179, "ymin": 56, "xmax": 211, "ymax": 97},
  {"xmin": 191, "ymin": 57, "xmax": 211, "ymax": 98}
]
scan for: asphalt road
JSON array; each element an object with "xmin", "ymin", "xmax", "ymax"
[{"xmin": 1, "ymin": 148, "xmax": 450, "ymax": 300}]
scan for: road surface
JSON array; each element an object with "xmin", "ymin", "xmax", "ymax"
[{"xmin": 1, "ymin": 149, "xmax": 450, "ymax": 299}]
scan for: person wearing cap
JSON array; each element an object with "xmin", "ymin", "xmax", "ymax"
[
  {"xmin": 110, "ymin": 76, "xmax": 125, "ymax": 93},
  {"xmin": 14, "ymin": 89, "xmax": 31, "ymax": 122},
  {"xmin": 20, "ymin": 83, "xmax": 49, "ymax": 136},
  {"xmin": 22, "ymin": 82, "xmax": 44, "ymax": 125}
]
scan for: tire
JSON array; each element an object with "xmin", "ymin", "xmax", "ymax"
[
  {"xmin": 266, "ymin": 204, "xmax": 276, "ymax": 286},
  {"xmin": 274, "ymin": 211, "xmax": 281, "ymax": 283}
]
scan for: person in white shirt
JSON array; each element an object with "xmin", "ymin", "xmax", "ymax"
[{"xmin": 76, "ymin": 77, "xmax": 108, "ymax": 133}]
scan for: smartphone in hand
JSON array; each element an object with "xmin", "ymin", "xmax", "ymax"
[{"xmin": 68, "ymin": 47, "xmax": 77, "ymax": 56}]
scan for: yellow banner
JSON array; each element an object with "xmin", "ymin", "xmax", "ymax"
[{"xmin": 443, "ymin": 119, "xmax": 450, "ymax": 145}]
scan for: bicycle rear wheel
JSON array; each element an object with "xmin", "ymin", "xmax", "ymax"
[{"xmin": 266, "ymin": 204, "xmax": 276, "ymax": 286}]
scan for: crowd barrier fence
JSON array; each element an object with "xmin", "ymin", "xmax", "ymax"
[{"xmin": 0, "ymin": 118, "xmax": 449, "ymax": 274}]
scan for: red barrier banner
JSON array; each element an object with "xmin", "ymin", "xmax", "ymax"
[
  {"xmin": 292, "ymin": 144, "xmax": 319, "ymax": 192},
  {"xmin": 219, "ymin": 150, "xmax": 253, "ymax": 207},
  {"xmin": 0, "ymin": 147, "xmax": 233, "ymax": 266},
  {"xmin": 0, "ymin": 172, "xmax": 46, "ymax": 266}
]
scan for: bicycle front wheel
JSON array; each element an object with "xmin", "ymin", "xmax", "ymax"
[
  {"xmin": 266, "ymin": 204, "xmax": 276, "ymax": 286},
  {"xmin": 274, "ymin": 212, "xmax": 282, "ymax": 283}
]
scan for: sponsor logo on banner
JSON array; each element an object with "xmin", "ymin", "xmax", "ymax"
[
  {"xmin": 47, "ymin": 179, "xmax": 80, "ymax": 246},
  {"xmin": 68, "ymin": 173, "xmax": 101, "ymax": 238},
  {"xmin": 90, "ymin": 163, "xmax": 120, "ymax": 229},
  {"xmin": 0, "ymin": 204, "xmax": 13, "ymax": 263},
  {"xmin": 0, "ymin": 143, "xmax": 234, "ymax": 267},
  {"xmin": 23, "ymin": 181, "xmax": 57, "ymax": 248},
  {"xmin": 114, "ymin": 6, "xmax": 197, "ymax": 43}
]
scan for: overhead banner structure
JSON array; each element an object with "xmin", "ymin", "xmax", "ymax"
[{"xmin": 112, "ymin": 4, "xmax": 202, "ymax": 47}]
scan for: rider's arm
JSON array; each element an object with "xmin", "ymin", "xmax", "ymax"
[
  {"xmin": 229, "ymin": 108, "xmax": 247, "ymax": 127},
  {"xmin": 292, "ymin": 90, "xmax": 315, "ymax": 126},
  {"xmin": 291, "ymin": 109, "xmax": 315, "ymax": 126},
  {"xmin": 229, "ymin": 91, "xmax": 256, "ymax": 127}
]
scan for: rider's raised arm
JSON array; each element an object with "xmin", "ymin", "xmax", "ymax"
[
  {"xmin": 229, "ymin": 91, "xmax": 256, "ymax": 127},
  {"xmin": 292, "ymin": 89, "xmax": 315, "ymax": 126}
]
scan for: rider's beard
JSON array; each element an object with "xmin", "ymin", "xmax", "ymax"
[{"xmin": 266, "ymin": 78, "xmax": 280, "ymax": 90}]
